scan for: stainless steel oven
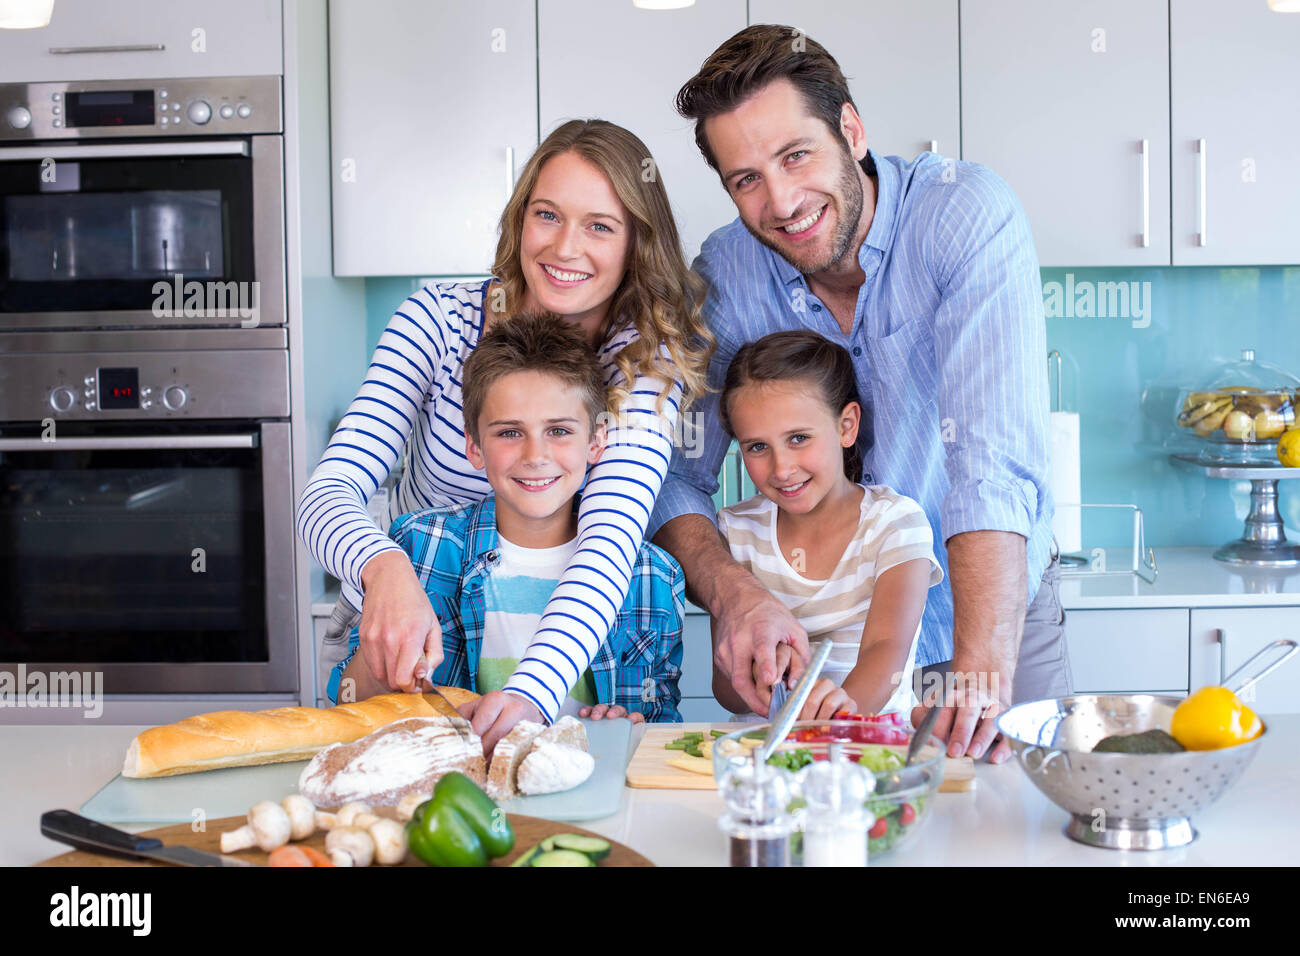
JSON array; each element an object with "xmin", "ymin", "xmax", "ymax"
[
  {"xmin": 0, "ymin": 328, "xmax": 296, "ymax": 693},
  {"xmin": 0, "ymin": 75, "xmax": 283, "ymax": 330}
]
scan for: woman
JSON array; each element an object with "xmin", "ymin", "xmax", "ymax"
[{"xmin": 297, "ymin": 120, "xmax": 712, "ymax": 750}]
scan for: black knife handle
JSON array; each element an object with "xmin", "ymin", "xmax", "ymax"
[{"xmin": 41, "ymin": 809, "xmax": 164, "ymax": 860}]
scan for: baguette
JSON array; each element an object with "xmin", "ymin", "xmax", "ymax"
[{"xmin": 122, "ymin": 688, "xmax": 479, "ymax": 778}]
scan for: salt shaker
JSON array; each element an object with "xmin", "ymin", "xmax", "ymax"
[
  {"xmin": 718, "ymin": 748, "xmax": 794, "ymax": 867},
  {"xmin": 799, "ymin": 741, "xmax": 874, "ymax": 867}
]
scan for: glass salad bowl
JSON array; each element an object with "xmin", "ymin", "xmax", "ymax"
[
  {"xmin": 711, "ymin": 716, "xmax": 946, "ymax": 859},
  {"xmin": 1175, "ymin": 349, "xmax": 1298, "ymax": 464}
]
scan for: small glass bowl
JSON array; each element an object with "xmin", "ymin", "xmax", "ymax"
[{"xmin": 711, "ymin": 718, "xmax": 946, "ymax": 859}]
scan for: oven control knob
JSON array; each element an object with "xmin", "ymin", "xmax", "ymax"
[
  {"xmin": 6, "ymin": 106, "xmax": 32, "ymax": 130},
  {"xmin": 49, "ymin": 386, "xmax": 76, "ymax": 413},
  {"xmin": 163, "ymin": 386, "xmax": 188, "ymax": 410},
  {"xmin": 187, "ymin": 100, "xmax": 212, "ymax": 125}
]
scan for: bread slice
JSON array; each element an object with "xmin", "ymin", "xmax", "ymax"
[
  {"xmin": 516, "ymin": 739, "xmax": 595, "ymax": 795},
  {"xmin": 485, "ymin": 720, "xmax": 545, "ymax": 800},
  {"xmin": 535, "ymin": 715, "xmax": 588, "ymax": 751},
  {"xmin": 122, "ymin": 688, "xmax": 479, "ymax": 778}
]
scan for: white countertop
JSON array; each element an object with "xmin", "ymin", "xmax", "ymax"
[
  {"xmin": 1060, "ymin": 547, "xmax": 1300, "ymax": 609},
  {"xmin": 5, "ymin": 717, "xmax": 1298, "ymax": 867}
]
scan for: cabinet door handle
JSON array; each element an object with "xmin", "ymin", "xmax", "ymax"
[
  {"xmin": 927, "ymin": 139, "xmax": 938, "ymax": 154},
  {"xmin": 1138, "ymin": 139, "xmax": 1150, "ymax": 249},
  {"xmin": 1196, "ymin": 138, "xmax": 1208, "ymax": 247},
  {"xmin": 1215, "ymin": 628, "xmax": 1226, "ymax": 685},
  {"xmin": 49, "ymin": 44, "xmax": 166, "ymax": 55},
  {"xmin": 505, "ymin": 146, "xmax": 515, "ymax": 201}
]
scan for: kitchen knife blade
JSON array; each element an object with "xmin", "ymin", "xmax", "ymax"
[
  {"xmin": 41, "ymin": 809, "xmax": 257, "ymax": 866},
  {"xmin": 419, "ymin": 679, "xmax": 477, "ymax": 746},
  {"xmin": 757, "ymin": 636, "xmax": 835, "ymax": 763}
]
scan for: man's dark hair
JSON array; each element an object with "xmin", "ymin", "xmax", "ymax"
[{"xmin": 675, "ymin": 23, "xmax": 876, "ymax": 179}]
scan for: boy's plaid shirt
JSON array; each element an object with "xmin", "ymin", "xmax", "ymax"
[{"xmin": 330, "ymin": 496, "xmax": 684, "ymax": 721}]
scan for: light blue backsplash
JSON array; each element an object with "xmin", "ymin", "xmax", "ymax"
[{"xmin": 362, "ymin": 267, "xmax": 1300, "ymax": 550}]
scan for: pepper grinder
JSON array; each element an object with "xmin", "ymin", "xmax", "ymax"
[
  {"xmin": 799, "ymin": 741, "xmax": 874, "ymax": 867},
  {"xmin": 718, "ymin": 748, "xmax": 794, "ymax": 867}
]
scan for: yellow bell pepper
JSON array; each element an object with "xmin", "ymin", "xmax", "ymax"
[{"xmin": 1170, "ymin": 686, "xmax": 1263, "ymax": 750}]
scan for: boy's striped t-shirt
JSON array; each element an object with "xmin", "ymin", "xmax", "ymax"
[
  {"xmin": 717, "ymin": 484, "xmax": 943, "ymax": 715},
  {"xmin": 478, "ymin": 535, "xmax": 599, "ymax": 718}
]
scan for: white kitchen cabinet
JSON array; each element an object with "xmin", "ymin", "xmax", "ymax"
[
  {"xmin": 329, "ymin": 0, "xmax": 537, "ymax": 276},
  {"xmin": 537, "ymin": 0, "xmax": 744, "ymax": 265},
  {"xmin": 1170, "ymin": 0, "xmax": 1300, "ymax": 265},
  {"xmin": 1189, "ymin": 608, "xmax": 1300, "ymax": 715},
  {"xmin": 1065, "ymin": 608, "xmax": 1189, "ymax": 694},
  {"xmin": 749, "ymin": 0, "xmax": 959, "ymax": 164},
  {"xmin": 961, "ymin": 0, "xmax": 1171, "ymax": 267},
  {"xmin": 0, "ymin": 0, "xmax": 282, "ymax": 82}
]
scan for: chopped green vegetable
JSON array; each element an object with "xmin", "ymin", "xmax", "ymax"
[
  {"xmin": 857, "ymin": 745, "xmax": 905, "ymax": 773},
  {"xmin": 531, "ymin": 849, "xmax": 595, "ymax": 867},
  {"xmin": 766, "ymin": 748, "xmax": 814, "ymax": 772}
]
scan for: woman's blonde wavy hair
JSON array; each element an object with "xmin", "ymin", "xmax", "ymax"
[{"xmin": 490, "ymin": 119, "xmax": 714, "ymax": 413}]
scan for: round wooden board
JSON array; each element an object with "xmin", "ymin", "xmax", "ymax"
[{"xmin": 36, "ymin": 814, "xmax": 652, "ymax": 867}]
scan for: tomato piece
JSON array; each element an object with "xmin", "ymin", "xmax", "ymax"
[
  {"xmin": 900, "ymin": 803, "xmax": 917, "ymax": 826},
  {"xmin": 868, "ymin": 817, "xmax": 889, "ymax": 840}
]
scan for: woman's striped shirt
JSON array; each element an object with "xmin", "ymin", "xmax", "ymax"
[{"xmin": 296, "ymin": 279, "xmax": 681, "ymax": 722}]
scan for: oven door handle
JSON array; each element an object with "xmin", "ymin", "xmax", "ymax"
[
  {"xmin": 0, "ymin": 434, "xmax": 258, "ymax": 451},
  {"xmin": 0, "ymin": 141, "xmax": 250, "ymax": 162}
]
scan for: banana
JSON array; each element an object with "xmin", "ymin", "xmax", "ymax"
[{"xmin": 1179, "ymin": 396, "xmax": 1233, "ymax": 428}]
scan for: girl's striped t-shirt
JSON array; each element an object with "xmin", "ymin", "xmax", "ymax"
[
  {"xmin": 296, "ymin": 279, "xmax": 681, "ymax": 722},
  {"xmin": 717, "ymin": 484, "xmax": 943, "ymax": 715}
]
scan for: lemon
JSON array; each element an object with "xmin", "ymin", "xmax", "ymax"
[
  {"xmin": 1171, "ymin": 686, "xmax": 1263, "ymax": 750},
  {"xmin": 1279, "ymin": 427, "xmax": 1300, "ymax": 467}
]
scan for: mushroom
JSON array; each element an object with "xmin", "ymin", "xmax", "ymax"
[
  {"xmin": 314, "ymin": 810, "xmax": 338, "ymax": 831},
  {"xmin": 396, "ymin": 792, "xmax": 431, "ymax": 822},
  {"xmin": 325, "ymin": 826, "xmax": 375, "ymax": 867},
  {"xmin": 353, "ymin": 812, "xmax": 381, "ymax": 830},
  {"xmin": 281, "ymin": 795, "xmax": 317, "ymax": 842},
  {"xmin": 220, "ymin": 800, "xmax": 292, "ymax": 853},
  {"xmin": 367, "ymin": 818, "xmax": 408, "ymax": 865},
  {"xmin": 336, "ymin": 801, "xmax": 373, "ymax": 827}
]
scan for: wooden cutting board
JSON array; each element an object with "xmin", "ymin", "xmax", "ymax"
[
  {"xmin": 36, "ymin": 813, "xmax": 652, "ymax": 867},
  {"xmin": 625, "ymin": 727, "xmax": 976, "ymax": 792}
]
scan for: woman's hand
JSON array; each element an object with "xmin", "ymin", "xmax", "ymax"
[
  {"xmin": 357, "ymin": 550, "xmax": 444, "ymax": 693},
  {"xmin": 577, "ymin": 703, "xmax": 645, "ymax": 723}
]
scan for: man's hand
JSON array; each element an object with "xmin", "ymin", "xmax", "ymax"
[
  {"xmin": 460, "ymin": 690, "xmax": 545, "ymax": 756},
  {"xmin": 924, "ymin": 531, "xmax": 1026, "ymax": 764},
  {"xmin": 717, "ymin": 581, "xmax": 810, "ymax": 716},
  {"xmin": 577, "ymin": 703, "xmax": 645, "ymax": 723},
  {"xmin": 358, "ymin": 550, "xmax": 444, "ymax": 693}
]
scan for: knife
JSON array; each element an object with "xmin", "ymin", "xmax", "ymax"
[
  {"xmin": 41, "ymin": 809, "xmax": 257, "ymax": 866},
  {"xmin": 417, "ymin": 671, "xmax": 477, "ymax": 746},
  {"xmin": 757, "ymin": 635, "xmax": 835, "ymax": 763}
]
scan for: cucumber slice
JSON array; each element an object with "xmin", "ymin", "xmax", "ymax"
[
  {"xmin": 539, "ymin": 836, "xmax": 556, "ymax": 852},
  {"xmin": 509, "ymin": 844, "xmax": 544, "ymax": 867},
  {"xmin": 531, "ymin": 849, "xmax": 595, "ymax": 867},
  {"xmin": 551, "ymin": 834, "xmax": 612, "ymax": 861}
]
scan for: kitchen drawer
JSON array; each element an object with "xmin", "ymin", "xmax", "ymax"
[
  {"xmin": 680, "ymin": 607, "xmax": 714, "ymax": 699},
  {"xmin": 677, "ymin": 697, "xmax": 731, "ymax": 723},
  {"xmin": 1190, "ymin": 607, "xmax": 1300, "ymax": 715},
  {"xmin": 1065, "ymin": 608, "xmax": 1190, "ymax": 693},
  {"xmin": 0, "ymin": 0, "xmax": 283, "ymax": 82}
]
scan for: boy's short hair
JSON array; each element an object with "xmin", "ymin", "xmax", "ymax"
[{"xmin": 462, "ymin": 312, "xmax": 608, "ymax": 442}]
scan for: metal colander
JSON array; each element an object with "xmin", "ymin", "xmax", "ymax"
[{"xmin": 995, "ymin": 639, "xmax": 1296, "ymax": 851}]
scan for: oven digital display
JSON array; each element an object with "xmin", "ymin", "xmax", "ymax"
[
  {"xmin": 66, "ymin": 90, "xmax": 155, "ymax": 128},
  {"xmin": 98, "ymin": 367, "xmax": 140, "ymax": 409}
]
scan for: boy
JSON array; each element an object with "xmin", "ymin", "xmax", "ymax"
[{"xmin": 329, "ymin": 313, "xmax": 685, "ymax": 723}]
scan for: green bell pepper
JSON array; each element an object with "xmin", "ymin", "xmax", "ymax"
[{"xmin": 405, "ymin": 771, "xmax": 516, "ymax": 867}]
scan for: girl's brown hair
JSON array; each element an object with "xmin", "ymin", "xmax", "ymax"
[
  {"xmin": 490, "ymin": 119, "xmax": 714, "ymax": 413},
  {"xmin": 720, "ymin": 331, "xmax": 864, "ymax": 483}
]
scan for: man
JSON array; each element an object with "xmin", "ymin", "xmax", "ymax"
[{"xmin": 649, "ymin": 25, "xmax": 1071, "ymax": 763}]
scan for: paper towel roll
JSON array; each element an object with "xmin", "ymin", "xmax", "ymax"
[{"xmin": 1049, "ymin": 410, "xmax": 1082, "ymax": 554}]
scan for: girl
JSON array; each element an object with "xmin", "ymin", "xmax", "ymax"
[
  {"xmin": 712, "ymin": 331, "xmax": 943, "ymax": 720},
  {"xmin": 297, "ymin": 120, "xmax": 712, "ymax": 750}
]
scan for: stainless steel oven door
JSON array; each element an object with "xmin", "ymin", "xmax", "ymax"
[
  {"xmin": 0, "ymin": 136, "xmax": 284, "ymax": 331},
  {"xmin": 0, "ymin": 420, "xmax": 296, "ymax": 693}
]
